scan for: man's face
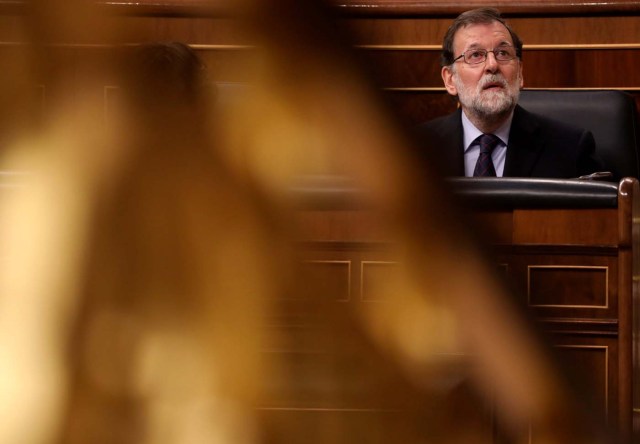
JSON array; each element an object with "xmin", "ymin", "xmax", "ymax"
[{"xmin": 441, "ymin": 21, "xmax": 523, "ymax": 119}]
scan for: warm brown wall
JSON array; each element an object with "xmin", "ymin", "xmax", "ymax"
[
  {"xmin": 335, "ymin": 0, "xmax": 640, "ymax": 16},
  {"xmin": 342, "ymin": 11, "xmax": 640, "ymax": 123},
  {"xmin": 1, "ymin": 1, "xmax": 639, "ymax": 124}
]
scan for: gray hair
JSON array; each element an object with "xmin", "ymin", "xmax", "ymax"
[{"xmin": 441, "ymin": 8, "xmax": 523, "ymax": 67}]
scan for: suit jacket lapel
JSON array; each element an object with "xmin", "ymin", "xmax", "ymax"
[{"xmin": 504, "ymin": 105, "xmax": 544, "ymax": 177}]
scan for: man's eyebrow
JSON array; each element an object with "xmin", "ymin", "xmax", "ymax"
[
  {"xmin": 465, "ymin": 42, "xmax": 483, "ymax": 50},
  {"xmin": 463, "ymin": 41, "xmax": 513, "ymax": 52}
]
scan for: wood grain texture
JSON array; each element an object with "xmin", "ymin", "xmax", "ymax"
[
  {"xmin": 1, "ymin": 1, "xmax": 640, "ymax": 17},
  {"xmin": 512, "ymin": 208, "xmax": 619, "ymax": 245},
  {"xmin": 528, "ymin": 265, "xmax": 609, "ymax": 308},
  {"xmin": 359, "ymin": 48, "xmax": 640, "ymax": 89},
  {"xmin": 552, "ymin": 339, "xmax": 613, "ymax": 430},
  {"xmin": 334, "ymin": 1, "xmax": 640, "ymax": 17},
  {"xmin": 345, "ymin": 16, "xmax": 640, "ymax": 46},
  {"xmin": 293, "ymin": 178, "xmax": 638, "ymax": 442}
]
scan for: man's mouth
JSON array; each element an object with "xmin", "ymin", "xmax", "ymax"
[{"xmin": 482, "ymin": 83, "xmax": 504, "ymax": 91}]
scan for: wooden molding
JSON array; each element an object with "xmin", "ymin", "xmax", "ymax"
[
  {"xmin": 333, "ymin": 1, "xmax": 640, "ymax": 17},
  {"xmin": 0, "ymin": 1, "xmax": 233, "ymax": 17},
  {"xmin": 1, "ymin": 1, "xmax": 640, "ymax": 17},
  {"xmin": 359, "ymin": 44, "xmax": 640, "ymax": 51}
]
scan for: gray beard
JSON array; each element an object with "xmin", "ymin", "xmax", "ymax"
[{"xmin": 454, "ymin": 73, "xmax": 520, "ymax": 122}]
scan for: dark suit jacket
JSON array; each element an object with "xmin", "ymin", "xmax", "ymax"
[{"xmin": 418, "ymin": 105, "xmax": 604, "ymax": 178}]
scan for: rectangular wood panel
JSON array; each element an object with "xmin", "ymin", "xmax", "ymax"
[
  {"xmin": 528, "ymin": 265, "xmax": 609, "ymax": 308},
  {"xmin": 554, "ymin": 340, "xmax": 615, "ymax": 428},
  {"xmin": 298, "ymin": 260, "xmax": 352, "ymax": 302},
  {"xmin": 360, "ymin": 261, "xmax": 399, "ymax": 301},
  {"xmin": 512, "ymin": 209, "xmax": 618, "ymax": 246}
]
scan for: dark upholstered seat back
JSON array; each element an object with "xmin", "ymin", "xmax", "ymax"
[
  {"xmin": 519, "ymin": 89, "xmax": 640, "ymax": 180},
  {"xmin": 448, "ymin": 177, "xmax": 619, "ymax": 209}
]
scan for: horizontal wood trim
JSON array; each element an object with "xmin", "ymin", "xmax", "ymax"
[
  {"xmin": 0, "ymin": 1, "xmax": 236, "ymax": 17},
  {"xmin": 494, "ymin": 245, "xmax": 620, "ymax": 256},
  {"xmin": 98, "ymin": 2, "xmax": 234, "ymax": 17},
  {"xmin": 3, "ymin": 41, "xmax": 640, "ymax": 52},
  {"xmin": 538, "ymin": 317, "xmax": 619, "ymax": 335},
  {"xmin": 334, "ymin": 1, "xmax": 640, "ymax": 17},
  {"xmin": 257, "ymin": 407, "xmax": 403, "ymax": 412},
  {"xmin": 540, "ymin": 318, "xmax": 619, "ymax": 326},
  {"xmin": 294, "ymin": 241, "xmax": 396, "ymax": 252},
  {"xmin": 0, "ymin": 41, "xmax": 254, "ymax": 50},
  {"xmin": 347, "ymin": 17, "xmax": 640, "ymax": 46},
  {"xmin": 386, "ymin": 87, "xmax": 640, "ymax": 92},
  {"xmin": 358, "ymin": 44, "xmax": 640, "ymax": 50},
  {"xmin": 1, "ymin": 1, "xmax": 640, "ymax": 17}
]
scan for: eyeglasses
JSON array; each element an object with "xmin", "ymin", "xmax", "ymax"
[{"xmin": 452, "ymin": 46, "xmax": 518, "ymax": 65}]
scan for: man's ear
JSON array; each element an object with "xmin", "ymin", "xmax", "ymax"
[{"xmin": 441, "ymin": 66, "xmax": 458, "ymax": 96}]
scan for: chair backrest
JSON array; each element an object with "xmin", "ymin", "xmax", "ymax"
[{"xmin": 518, "ymin": 89, "xmax": 640, "ymax": 181}]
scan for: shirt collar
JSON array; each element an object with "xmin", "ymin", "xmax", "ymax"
[{"xmin": 461, "ymin": 108, "xmax": 514, "ymax": 153}]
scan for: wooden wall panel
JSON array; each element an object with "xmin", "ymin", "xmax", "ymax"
[
  {"xmin": 0, "ymin": 3, "xmax": 639, "ymax": 124},
  {"xmin": 345, "ymin": 16, "xmax": 640, "ymax": 45},
  {"xmin": 299, "ymin": 260, "xmax": 352, "ymax": 302},
  {"xmin": 108, "ymin": 16, "xmax": 251, "ymax": 45},
  {"xmin": 509, "ymin": 17, "xmax": 640, "ymax": 44},
  {"xmin": 553, "ymin": 339, "xmax": 616, "ymax": 430},
  {"xmin": 290, "ymin": 185, "xmax": 637, "ymax": 442},
  {"xmin": 360, "ymin": 50, "xmax": 441, "ymax": 88},
  {"xmin": 342, "ymin": 11, "xmax": 640, "ymax": 124},
  {"xmin": 362, "ymin": 48, "xmax": 640, "ymax": 89},
  {"xmin": 334, "ymin": 0, "xmax": 640, "ymax": 16},
  {"xmin": 0, "ymin": 2, "xmax": 635, "ymax": 441},
  {"xmin": 509, "ymin": 252, "xmax": 619, "ymax": 320},
  {"xmin": 528, "ymin": 265, "xmax": 609, "ymax": 308},
  {"xmin": 2, "ymin": 0, "xmax": 639, "ymax": 17},
  {"xmin": 360, "ymin": 261, "xmax": 399, "ymax": 301}
]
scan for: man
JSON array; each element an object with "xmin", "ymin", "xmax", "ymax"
[{"xmin": 419, "ymin": 8, "xmax": 603, "ymax": 178}]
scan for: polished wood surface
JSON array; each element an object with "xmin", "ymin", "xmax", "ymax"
[
  {"xmin": 3, "ymin": 10, "xmax": 634, "ymax": 126},
  {"xmin": 292, "ymin": 178, "xmax": 639, "ymax": 443},
  {"xmin": 348, "ymin": 16, "xmax": 640, "ymax": 44},
  {"xmin": 362, "ymin": 49, "xmax": 640, "ymax": 88},
  {"xmin": 2, "ymin": 1, "xmax": 640, "ymax": 17},
  {"xmin": 0, "ymin": 2, "xmax": 639, "ymax": 439},
  {"xmin": 335, "ymin": 1, "xmax": 640, "ymax": 16}
]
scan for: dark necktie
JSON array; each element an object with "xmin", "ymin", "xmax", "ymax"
[{"xmin": 473, "ymin": 133, "xmax": 500, "ymax": 177}]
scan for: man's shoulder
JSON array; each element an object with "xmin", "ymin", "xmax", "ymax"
[
  {"xmin": 509, "ymin": 104, "xmax": 602, "ymax": 178},
  {"xmin": 413, "ymin": 109, "xmax": 464, "ymax": 175},
  {"xmin": 418, "ymin": 109, "xmax": 459, "ymax": 127},
  {"xmin": 417, "ymin": 109, "xmax": 461, "ymax": 137},
  {"xmin": 514, "ymin": 104, "xmax": 588, "ymax": 136}
]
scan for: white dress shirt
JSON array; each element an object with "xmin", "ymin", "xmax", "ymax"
[{"xmin": 462, "ymin": 110, "xmax": 513, "ymax": 177}]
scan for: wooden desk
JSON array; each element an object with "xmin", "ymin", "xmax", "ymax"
[
  {"xmin": 466, "ymin": 178, "xmax": 639, "ymax": 443},
  {"xmin": 266, "ymin": 177, "xmax": 639, "ymax": 443}
]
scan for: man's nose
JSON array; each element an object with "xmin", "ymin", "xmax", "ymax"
[{"xmin": 484, "ymin": 51, "xmax": 498, "ymax": 72}]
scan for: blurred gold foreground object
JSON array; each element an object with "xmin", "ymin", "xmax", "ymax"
[{"xmin": 0, "ymin": 1, "xmax": 608, "ymax": 443}]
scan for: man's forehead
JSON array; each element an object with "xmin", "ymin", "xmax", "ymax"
[{"xmin": 453, "ymin": 22, "xmax": 513, "ymax": 49}]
